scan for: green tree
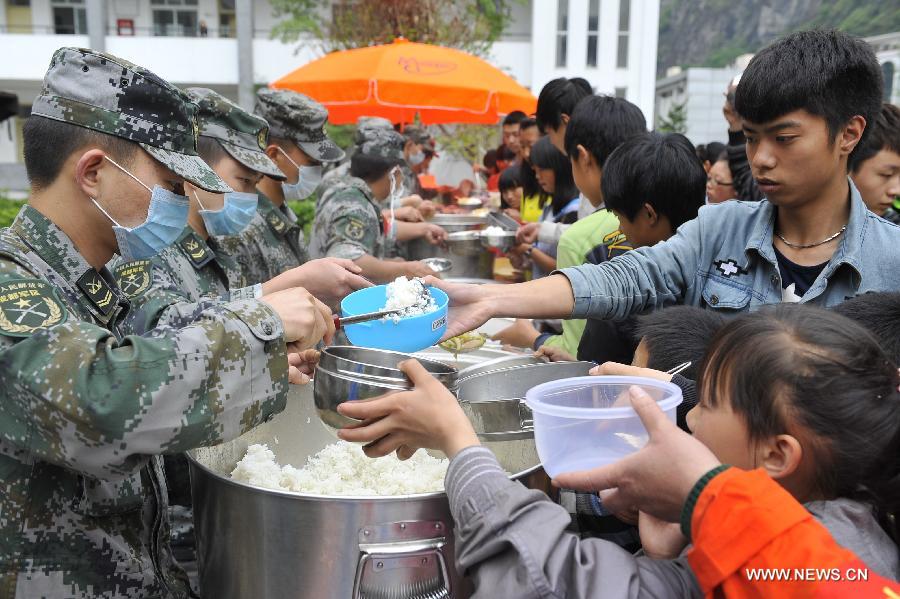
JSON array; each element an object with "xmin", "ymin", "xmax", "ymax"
[
  {"xmin": 270, "ymin": 0, "xmax": 522, "ymax": 57},
  {"xmin": 658, "ymin": 102, "xmax": 687, "ymax": 134}
]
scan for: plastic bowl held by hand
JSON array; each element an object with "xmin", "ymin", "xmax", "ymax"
[
  {"xmin": 340, "ymin": 285, "xmax": 449, "ymax": 352},
  {"xmin": 525, "ymin": 376, "xmax": 683, "ymax": 478}
]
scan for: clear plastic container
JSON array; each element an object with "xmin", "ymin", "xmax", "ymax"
[{"xmin": 524, "ymin": 376, "xmax": 683, "ymax": 478}]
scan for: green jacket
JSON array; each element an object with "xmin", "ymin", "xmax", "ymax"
[{"xmin": 0, "ymin": 206, "xmax": 289, "ymax": 598}]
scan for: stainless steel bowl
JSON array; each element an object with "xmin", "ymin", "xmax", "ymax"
[
  {"xmin": 445, "ymin": 230, "xmax": 484, "ymax": 257},
  {"xmin": 421, "ymin": 257, "xmax": 452, "ymax": 273},
  {"xmin": 315, "ymin": 346, "xmax": 459, "ymax": 431},
  {"xmin": 480, "ymin": 230, "xmax": 517, "ymax": 252},
  {"xmin": 457, "ymin": 354, "xmax": 543, "ymax": 381}
]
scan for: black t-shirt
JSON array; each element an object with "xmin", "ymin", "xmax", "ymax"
[{"xmin": 774, "ymin": 247, "xmax": 827, "ymax": 302}]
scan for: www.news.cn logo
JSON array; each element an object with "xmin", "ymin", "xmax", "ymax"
[{"xmin": 745, "ymin": 568, "xmax": 870, "ymax": 582}]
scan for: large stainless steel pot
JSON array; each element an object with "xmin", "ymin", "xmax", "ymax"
[
  {"xmin": 458, "ymin": 361, "xmax": 595, "ymax": 441},
  {"xmin": 407, "ymin": 214, "xmax": 493, "ymax": 279},
  {"xmin": 187, "ymin": 385, "xmax": 547, "ymax": 599}
]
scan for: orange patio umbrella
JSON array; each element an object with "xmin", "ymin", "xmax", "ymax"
[{"xmin": 270, "ymin": 38, "xmax": 536, "ymax": 125}]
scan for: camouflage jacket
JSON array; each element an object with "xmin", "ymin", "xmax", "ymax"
[
  {"xmin": 111, "ymin": 226, "xmax": 251, "ymax": 336},
  {"xmin": 0, "ymin": 206, "xmax": 289, "ymax": 599},
  {"xmin": 214, "ymin": 193, "xmax": 308, "ymax": 286},
  {"xmin": 308, "ymin": 177, "xmax": 386, "ymax": 261},
  {"xmin": 318, "ymin": 160, "xmax": 351, "ymax": 205}
]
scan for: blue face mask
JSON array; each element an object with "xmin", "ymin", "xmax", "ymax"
[
  {"xmin": 92, "ymin": 156, "xmax": 190, "ymax": 261},
  {"xmin": 194, "ymin": 190, "xmax": 258, "ymax": 237},
  {"xmin": 278, "ymin": 146, "xmax": 322, "ymax": 201}
]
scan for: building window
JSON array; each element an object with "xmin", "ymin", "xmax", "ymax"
[
  {"xmin": 616, "ymin": 0, "xmax": 630, "ymax": 68},
  {"xmin": 615, "ymin": 87, "xmax": 627, "ymax": 98},
  {"xmin": 52, "ymin": 0, "xmax": 86, "ymax": 35},
  {"xmin": 556, "ymin": 0, "xmax": 569, "ymax": 68},
  {"xmin": 587, "ymin": 0, "xmax": 600, "ymax": 67},
  {"xmin": 883, "ymin": 62, "xmax": 895, "ymax": 102},
  {"xmin": 219, "ymin": 0, "xmax": 235, "ymax": 38},
  {"xmin": 151, "ymin": 0, "xmax": 199, "ymax": 37}
]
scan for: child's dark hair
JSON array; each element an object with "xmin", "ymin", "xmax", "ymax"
[
  {"xmin": 529, "ymin": 136, "xmax": 579, "ymax": 216},
  {"xmin": 849, "ymin": 103, "xmax": 900, "ymax": 172},
  {"xmin": 503, "ymin": 110, "xmax": 527, "ymax": 127},
  {"xmin": 498, "ymin": 167, "xmax": 522, "ymax": 194},
  {"xmin": 350, "ymin": 153, "xmax": 402, "ymax": 182},
  {"xmin": 735, "ymin": 29, "xmax": 883, "ymax": 163},
  {"xmin": 601, "ymin": 132, "xmax": 706, "ymax": 230},
  {"xmin": 483, "ymin": 148, "xmax": 498, "ymax": 170},
  {"xmin": 635, "ymin": 306, "xmax": 727, "ymax": 381},
  {"xmin": 564, "ymin": 95, "xmax": 647, "ymax": 167},
  {"xmin": 832, "ymin": 292, "xmax": 900, "ymax": 364},
  {"xmin": 536, "ymin": 77, "xmax": 593, "ymax": 133},
  {"xmin": 697, "ymin": 141, "xmax": 725, "ymax": 165},
  {"xmin": 699, "ymin": 304, "xmax": 900, "ymax": 542}
]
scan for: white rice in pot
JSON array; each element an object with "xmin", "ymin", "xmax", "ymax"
[{"xmin": 230, "ymin": 441, "xmax": 449, "ymax": 496}]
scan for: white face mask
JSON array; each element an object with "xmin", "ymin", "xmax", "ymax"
[
  {"xmin": 408, "ymin": 150, "xmax": 426, "ymax": 166},
  {"xmin": 277, "ymin": 146, "xmax": 322, "ymax": 201}
]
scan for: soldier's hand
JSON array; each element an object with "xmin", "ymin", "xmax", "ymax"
[
  {"xmin": 400, "ymin": 194, "xmax": 424, "ymax": 209},
  {"xmin": 263, "ymin": 258, "xmax": 372, "ymax": 306},
  {"xmin": 287, "ymin": 349, "xmax": 320, "ymax": 385},
  {"xmin": 422, "ymin": 223, "xmax": 447, "ymax": 245},
  {"xmin": 388, "ymin": 206, "xmax": 424, "ymax": 222},
  {"xmin": 260, "ymin": 287, "xmax": 334, "ymax": 349},
  {"xmin": 417, "ymin": 200, "xmax": 437, "ymax": 219}
]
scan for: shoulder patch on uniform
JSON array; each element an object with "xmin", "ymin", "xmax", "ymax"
[
  {"xmin": 76, "ymin": 269, "xmax": 116, "ymax": 316},
  {"xmin": 179, "ymin": 232, "xmax": 214, "ymax": 268},
  {"xmin": 344, "ymin": 217, "xmax": 366, "ymax": 241},
  {"xmin": 113, "ymin": 259, "xmax": 153, "ymax": 299},
  {"xmin": 0, "ymin": 278, "xmax": 67, "ymax": 337},
  {"xmin": 265, "ymin": 210, "xmax": 289, "ymax": 235}
]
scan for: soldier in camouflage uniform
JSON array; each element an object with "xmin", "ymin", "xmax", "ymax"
[
  {"xmin": 0, "ymin": 48, "xmax": 332, "ymax": 598},
  {"xmin": 309, "ymin": 129, "xmax": 446, "ymax": 283},
  {"xmin": 319, "ymin": 116, "xmax": 395, "ymax": 199},
  {"xmin": 216, "ymin": 89, "xmax": 345, "ymax": 285},
  {"xmin": 400, "ymin": 125, "xmax": 436, "ymax": 196}
]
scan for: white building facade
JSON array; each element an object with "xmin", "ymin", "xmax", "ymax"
[{"xmin": 0, "ymin": 0, "xmax": 660, "ymax": 191}]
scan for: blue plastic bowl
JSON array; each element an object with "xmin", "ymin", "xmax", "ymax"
[{"xmin": 340, "ymin": 285, "xmax": 449, "ymax": 352}]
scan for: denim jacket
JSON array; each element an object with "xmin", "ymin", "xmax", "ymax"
[{"xmin": 561, "ymin": 179, "xmax": 900, "ymax": 319}]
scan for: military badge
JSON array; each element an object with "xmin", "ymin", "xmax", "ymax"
[
  {"xmin": 0, "ymin": 278, "xmax": 67, "ymax": 337},
  {"xmin": 77, "ymin": 269, "xmax": 117, "ymax": 316},
  {"xmin": 266, "ymin": 211, "xmax": 289, "ymax": 235},
  {"xmin": 344, "ymin": 218, "xmax": 366, "ymax": 241},
  {"xmin": 180, "ymin": 232, "xmax": 213, "ymax": 268},
  {"xmin": 113, "ymin": 260, "xmax": 153, "ymax": 299},
  {"xmin": 258, "ymin": 128, "xmax": 268, "ymax": 151}
]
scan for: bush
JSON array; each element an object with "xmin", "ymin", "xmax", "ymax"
[
  {"xmin": 0, "ymin": 197, "xmax": 25, "ymax": 228},
  {"xmin": 287, "ymin": 198, "xmax": 316, "ymax": 236}
]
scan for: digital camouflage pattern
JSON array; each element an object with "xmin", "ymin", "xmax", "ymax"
[
  {"xmin": 186, "ymin": 87, "xmax": 286, "ymax": 181},
  {"xmin": 31, "ymin": 47, "xmax": 230, "ymax": 193},
  {"xmin": 213, "ymin": 193, "xmax": 309, "ymax": 286},
  {"xmin": 354, "ymin": 116, "xmax": 394, "ymax": 144},
  {"xmin": 0, "ymin": 205, "xmax": 290, "ymax": 598},
  {"xmin": 254, "ymin": 88, "xmax": 344, "ymax": 163},
  {"xmin": 309, "ymin": 177, "xmax": 385, "ymax": 260},
  {"xmin": 111, "ymin": 226, "xmax": 250, "ymax": 336},
  {"xmin": 401, "ymin": 125, "xmax": 436, "ymax": 153},
  {"xmin": 356, "ymin": 128, "xmax": 406, "ymax": 164}
]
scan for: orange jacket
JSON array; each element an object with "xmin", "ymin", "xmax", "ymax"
[{"xmin": 688, "ymin": 468, "xmax": 899, "ymax": 598}]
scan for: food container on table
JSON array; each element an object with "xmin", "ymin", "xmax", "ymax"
[
  {"xmin": 525, "ymin": 376, "xmax": 683, "ymax": 477},
  {"xmin": 315, "ymin": 346, "xmax": 458, "ymax": 431},
  {"xmin": 480, "ymin": 229, "xmax": 517, "ymax": 252},
  {"xmin": 340, "ymin": 285, "xmax": 448, "ymax": 352},
  {"xmin": 406, "ymin": 214, "xmax": 493, "ymax": 279}
]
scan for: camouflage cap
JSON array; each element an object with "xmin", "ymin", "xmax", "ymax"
[
  {"xmin": 31, "ymin": 47, "xmax": 230, "ymax": 193},
  {"xmin": 356, "ymin": 128, "xmax": 406, "ymax": 164},
  {"xmin": 402, "ymin": 125, "xmax": 436, "ymax": 152},
  {"xmin": 354, "ymin": 116, "xmax": 394, "ymax": 144},
  {"xmin": 186, "ymin": 87, "xmax": 286, "ymax": 181},
  {"xmin": 254, "ymin": 88, "xmax": 345, "ymax": 163}
]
